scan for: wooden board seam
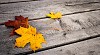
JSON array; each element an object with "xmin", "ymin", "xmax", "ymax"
[
  {"xmin": 65, "ymin": 2, "xmax": 100, "ymax": 6},
  {"xmin": 0, "ymin": 8, "xmax": 100, "ymax": 25},
  {"xmin": 15, "ymin": 33, "xmax": 100, "ymax": 55},
  {"xmin": 0, "ymin": 0, "xmax": 39, "ymax": 5}
]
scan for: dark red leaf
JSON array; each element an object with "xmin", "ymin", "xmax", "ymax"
[{"xmin": 4, "ymin": 15, "xmax": 29, "ymax": 36}]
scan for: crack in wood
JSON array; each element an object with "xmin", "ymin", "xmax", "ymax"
[
  {"xmin": 0, "ymin": 0, "xmax": 39, "ymax": 5},
  {"xmin": 62, "ymin": 8, "xmax": 100, "ymax": 16},
  {"xmin": 15, "ymin": 33, "xmax": 100, "ymax": 55},
  {"xmin": 0, "ymin": 1, "xmax": 100, "ymax": 55},
  {"xmin": 65, "ymin": 2, "xmax": 100, "ymax": 6},
  {"xmin": 0, "ymin": 8, "xmax": 100, "ymax": 25}
]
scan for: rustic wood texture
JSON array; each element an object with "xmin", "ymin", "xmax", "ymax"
[
  {"xmin": 29, "ymin": 37, "xmax": 100, "ymax": 55},
  {"xmin": 0, "ymin": 0, "xmax": 100, "ymax": 3},
  {"xmin": 0, "ymin": 0, "xmax": 100, "ymax": 55},
  {"xmin": 1, "ymin": 16, "xmax": 100, "ymax": 54},
  {"xmin": 0, "ymin": 1, "xmax": 100, "ymax": 23},
  {"xmin": 0, "ymin": 0, "xmax": 35, "ymax": 3},
  {"xmin": 60, "ymin": 10, "xmax": 100, "ymax": 32},
  {"xmin": 0, "ymin": 19, "xmax": 64, "ymax": 54}
]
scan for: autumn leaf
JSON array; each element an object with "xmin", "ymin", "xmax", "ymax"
[
  {"xmin": 15, "ymin": 25, "xmax": 46, "ymax": 51},
  {"xmin": 46, "ymin": 12, "xmax": 62, "ymax": 19},
  {"xmin": 4, "ymin": 15, "xmax": 29, "ymax": 36}
]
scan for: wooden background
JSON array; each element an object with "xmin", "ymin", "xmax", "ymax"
[{"xmin": 0, "ymin": 0, "xmax": 100, "ymax": 55}]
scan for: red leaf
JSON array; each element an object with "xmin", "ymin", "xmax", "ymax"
[{"xmin": 4, "ymin": 15, "xmax": 29, "ymax": 36}]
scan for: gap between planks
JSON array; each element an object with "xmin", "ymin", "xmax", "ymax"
[
  {"xmin": 0, "ymin": 0, "xmax": 39, "ymax": 4},
  {"xmin": 0, "ymin": 8, "xmax": 100, "ymax": 25},
  {"xmin": 65, "ymin": 2, "xmax": 100, "ymax": 6},
  {"xmin": 0, "ymin": 1, "xmax": 100, "ymax": 54},
  {"xmin": 14, "ymin": 8, "xmax": 100, "ymax": 55},
  {"xmin": 0, "ymin": 0, "xmax": 100, "ymax": 5},
  {"xmin": 15, "ymin": 32, "xmax": 100, "ymax": 55}
]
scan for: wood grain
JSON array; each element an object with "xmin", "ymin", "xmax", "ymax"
[
  {"xmin": 29, "ymin": 37, "xmax": 100, "ymax": 55},
  {"xmin": 0, "ymin": 0, "xmax": 100, "ymax": 4},
  {"xmin": 0, "ymin": 0, "xmax": 36, "ymax": 3},
  {"xmin": 13, "ymin": 10, "xmax": 100, "ymax": 54},
  {"xmin": 0, "ymin": 1, "xmax": 100, "ymax": 23},
  {"xmin": 60, "ymin": 10, "xmax": 100, "ymax": 33},
  {"xmin": 1, "ymin": 19, "xmax": 100, "ymax": 54},
  {"xmin": 1, "ymin": 8, "xmax": 100, "ymax": 55},
  {"xmin": 0, "ymin": 0, "xmax": 100, "ymax": 55}
]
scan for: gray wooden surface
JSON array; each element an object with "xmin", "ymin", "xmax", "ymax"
[
  {"xmin": 0, "ymin": 0, "xmax": 100, "ymax": 3},
  {"xmin": 29, "ymin": 37, "xmax": 100, "ymax": 55},
  {"xmin": 0, "ymin": 0, "xmax": 100, "ymax": 55},
  {"xmin": 0, "ymin": 1, "xmax": 100, "ymax": 23},
  {"xmin": 0, "ymin": 0, "xmax": 38, "ymax": 3}
]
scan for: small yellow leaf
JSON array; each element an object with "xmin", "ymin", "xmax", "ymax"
[{"xmin": 46, "ymin": 12, "xmax": 62, "ymax": 19}]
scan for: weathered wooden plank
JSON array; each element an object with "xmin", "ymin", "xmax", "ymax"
[
  {"xmin": 29, "ymin": 37, "xmax": 100, "ymax": 55},
  {"xmin": 0, "ymin": 1, "xmax": 100, "ymax": 55},
  {"xmin": 1, "ymin": 10, "xmax": 100, "ymax": 54},
  {"xmin": 0, "ymin": 0, "xmax": 34, "ymax": 3},
  {"xmin": 60, "ymin": 10, "xmax": 100, "ymax": 33},
  {"xmin": 0, "ymin": 25, "xmax": 17, "ymax": 55},
  {"xmin": 0, "ymin": 18, "xmax": 63, "ymax": 55},
  {"xmin": 12, "ymin": 10, "xmax": 100, "ymax": 54},
  {"xmin": 0, "ymin": 10, "xmax": 100, "ymax": 55},
  {"xmin": 0, "ymin": 1, "xmax": 100, "ymax": 23},
  {"xmin": 1, "ymin": 19, "xmax": 100, "ymax": 54},
  {"xmin": 0, "ymin": 0, "xmax": 99, "ymax": 4}
]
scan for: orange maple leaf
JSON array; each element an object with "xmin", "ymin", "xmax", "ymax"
[{"xmin": 4, "ymin": 15, "xmax": 29, "ymax": 36}]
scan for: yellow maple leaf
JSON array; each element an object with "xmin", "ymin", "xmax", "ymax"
[
  {"xmin": 46, "ymin": 12, "xmax": 62, "ymax": 19},
  {"xmin": 15, "ymin": 25, "xmax": 46, "ymax": 51},
  {"xmin": 15, "ymin": 26, "xmax": 36, "ymax": 35}
]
